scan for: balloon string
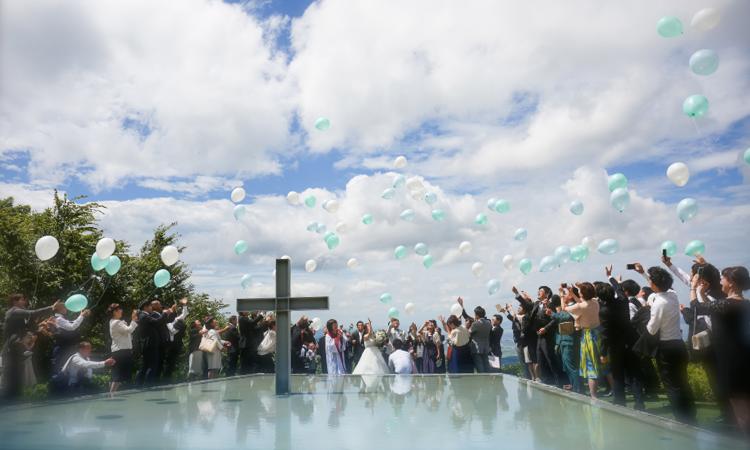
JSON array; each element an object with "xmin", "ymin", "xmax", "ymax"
[
  {"xmin": 30, "ymin": 263, "xmax": 42, "ymax": 308},
  {"xmin": 90, "ymin": 276, "xmax": 113, "ymax": 310}
]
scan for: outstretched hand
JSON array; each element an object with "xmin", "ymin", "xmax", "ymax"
[
  {"xmin": 605, "ymin": 265, "xmax": 613, "ymax": 277},
  {"xmin": 457, "ymin": 297, "xmax": 464, "ymax": 307},
  {"xmin": 661, "ymin": 254, "xmax": 672, "ymax": 267},
  {"xmin": 632, "ymin": 263, "xmax": 645, "ymax": 274}
]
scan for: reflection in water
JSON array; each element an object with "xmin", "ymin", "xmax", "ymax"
[{"xmin": 0, "ymin": 375, "xmax": 736, "ymax": 450}]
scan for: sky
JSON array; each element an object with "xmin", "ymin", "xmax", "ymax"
[{"xmin": 1, "ymin": 0, "xmax": 749, "ymax": 329}]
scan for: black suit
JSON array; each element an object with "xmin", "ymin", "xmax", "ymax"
[
  {"xmin": 317, "ymin": 335, "xmax": 327, "ymax": 374},
  {"xmin": 135, "ymin": 310, "xmax": 168, "ymax": 386},
  {"xmin": 350, "ymin": 330, "xmax": 365, "ymax": 367},
  {"xmin": 224, "ymin": 325, "xmax": 240, "ymax": 376},
  {"xmin": 238, "ymin": 314, "xmax": 265, "ymax": 374},
  {"xmin": 517, "ymin": 295, "xmax": 562, "ymax": 384},
  {"xmin": 2, "ymin": 305, "xmax": 54, "ymax": 400}
]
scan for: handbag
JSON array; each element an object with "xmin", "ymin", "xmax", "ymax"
[
  {"xmin": 558, "ymin": 321, "xmax": 575, "ymax": 336},
  {"xmin": 199, "ymin": 335, "xmax": 220, "ymax": 353},
  {"xmin": 691, "ymin": 307, "xmax": 711, "ymax": 351}
]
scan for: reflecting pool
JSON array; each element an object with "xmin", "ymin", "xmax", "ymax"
[{"xmin": 0, "ymin": 375, "xmax": 738, "ymax": 450}]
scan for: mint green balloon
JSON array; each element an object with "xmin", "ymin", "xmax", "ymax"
[
  {"xmin": 424, "ymin": 192, "xmax": 438, "ymax": 205},
  {"xmin": 154, "ymin": 269, "xmax": 170, "ymax": 288},
  {"xmin": 392, "ymin": 175, "xmax": 406, "ymax": 189},
  {"xmin": 314, "ymin": 117, "xmax": 330, "ymax": 131},
  {"xmin": 304, "ymin": 195, "xmax": 316, "ymax": 208},
  {"xmin": 325, "ymin": 233, "xmax": 340, "ymax": 250},
  {"xmin": 362, "ymin": 213, "xmax": 373, "ymax": 225},
  {"xmin": 475, "ymin": 213, "xmax": 488, "ymax": 225},
  {"xmin": 387, "ymin": 307, "xmax": 399, "ymax": 319},
  {"xmin": 65, "ymin": 294, "xmax": 88, "ymax": 313},
  {"xmin": 105, "ymin": 255, "xmax": 122, "ymax": 276},
  {"xmin": 431, "ymin": 209, "xmax": 445, "ymax": 221},
  {"xmin": 684, "ymin": 240, "xmax": 705, "ymax": 257},
  {"xmin": 597, "ymin": 238, "xmax": 619, "ymax": 255},
  {"xmin": 683, "ymin": 95, "xmax": 709, "ymax": 118},
  {"xmin": 234, "ymin": 240, "xmax": 248, "ymax": 255},
  {"xmin": 414, "ymin": 243, "xmax": 429, "ymax": 256},
  {"xmin": 399, "ymin": 209, "xmax": 415, "ymax": 221},
  {"xmin": 610, "ymin": 188, "xmax": 630, "ymax": 212},
  {"xmin": 657, "ymin": 16, "xmax": 683, "ymax": 38},
  {"xmin": 382, "ymin": 188, "xmax": 396, "ymax": 200},
  {"xmin": 661, "ymin": 240, "xmax": 677, "ymax": 257},
  {"xmin": 744, "ymin": 148, "xmax": 750, "ymax": 165},
  {"xmin": 394, "ymin": 245, "xmax": 407, "ymax": 259},
  {"xmin": 380, "ymin": 293, "xmax": 393, "ymax": 304},
  {"xmin": 241, "ymin": 274, "xmax": 253, "ymax": 289},
  {"xmin": 91, "ymin": 253, "xmax": 108, "ymax": 271},
  {"xmin": 607, "ymin": 173, "xmax": 628, "ymax": 192},
  {"xmin": 493, "ymin": 199, "xmax": 510, "ymax": 214},
  {"xmin": 689, "ymin": 49, "xmax": 719, "ymax": 76},
  {"xmin": 570, "ymin": 245, "xmax": 589, "ymax": 263},
  {"xmin": 519, "ymin": 258, "xmax": 532, "ymax": 275},
  {"xmin": 422, "ymin": 254, "xmax": 434, "ymax": 269}
]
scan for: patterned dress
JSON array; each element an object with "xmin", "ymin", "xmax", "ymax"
[{"xmin": 579, "ymin": 327, "xmax": 609, "ymax": 379}]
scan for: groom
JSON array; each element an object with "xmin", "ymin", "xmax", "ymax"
[{"xmin": 386, "ymin": 318, "xmax": 407, "ymax": 356}]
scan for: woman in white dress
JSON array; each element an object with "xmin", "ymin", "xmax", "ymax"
[
  {"xmin": 205, "ymin": 318, "xmax": 225, "ymax": 378},
  {"xmin": 352, "ymin": 319, "xmax": 390, "ymax": 375}
]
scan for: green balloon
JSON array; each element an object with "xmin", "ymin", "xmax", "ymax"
[
  {"xmin": 65, "ymin": 294, "xmax": 88, "ymax": 313},
  {"xmin": 684, "ymin": 240, "xmax": 705, "ymax": 257},
  {"xmin": 683, "ymin": 95, "xmax": 709, "ymax": 118},
  {"xmin": 607, "ymin": 173, "xmax": 628, "ymax": 192},
  {"xmin": 519, "ymin": 258, "xmax": 532, "ymax": 275},
  {"xmin": 314, "ymin": 117, "xmax": 330, "ymax": 131},
  {"xmin": 493, "ymin": 199, "xmax": 510, "ymax": 213},
  {"xmin": 304, "ymin": 195, "xmax": 316, "ymax": 208},
  {"xmin": 91, "ymin": 253, "xmax": 108, "ymax": 271},
  {"xmin": 380, "ymin": 293, "xmax": 393, "ymax": 304},
  {"xmin": 234, "ymin": 240, "xmax": 249, "ymax": 255},
  {"xmin": 744, "ymin": 148, "xmax": 750, "ymax": 165},
  {"xmin": 661, "ymin": 240, "xmax": 677, "ymax": 257},
  {"xmin": 422, "ymin": 254, "xmax": 434, "ymax": 269},
  {"xmin": 154, "ymin": 269, "xmax": 170, "ymax": 288},
  {"xmin": 431, "ymin": 209, "xmax": 445, "ymax": 221},
  {"xmin": 475, "ymin": 213, "xmax": 488, "ymax": 225},
  {"xmin": 325, "ymin": 233, "xmax": 340, "ymax": 250},
  {"xmin": 394, "ymin": 245, "xmax": 407, "ymax": 259},
  {"xmin": 570, "ymin": 245, "xmax": 589, "ymax": 263},
  {"xmin": 387, "ymin": 307, "xmax": 399, "ymax": 319},
  {"xmin": 105, "ymin": 255, "xmax": 122, "ymax": 276},
  {"xmin": 657, "ymin": 16, "xmax": 683, "ymax": 38}
]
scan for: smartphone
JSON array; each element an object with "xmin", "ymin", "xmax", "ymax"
[
  {"xmin": 571, "ymin": 286, "xmax": 580, "ymax": 297},
  {"xmin": 561, "ymin": 282, "xmax": 568, "ymax": 288},
  {"xmin": 626, "ymin": 263, "xmax": 636, "ymax": 270},
  {"xmin": 662, "ymin": 249, "xmax": 667, "ymax": 257}
]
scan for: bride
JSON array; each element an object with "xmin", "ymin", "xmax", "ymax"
[{"xmin": 352, "ymin": 319, "xmax": 390, "ymax": 375}]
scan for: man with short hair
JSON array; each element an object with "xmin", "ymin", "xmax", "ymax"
[
  {"xmin": 55, "ymin": 341, "xmax": 115, "ymax": 396},
  {"xmin": 51, "ymin": 301, "xmax": 90, "ymax": 374},
  {"xmin": 135, "ymin": 299, "xmax": 171, "ymax": 386},
  {"xmin": 350, "ymin": 321, "xmax": 366, "ymax": 368},
  {"xmin": 388, "ymin": 339, "xmax": 416, "ymax": 374},
  {"xmin": 386, "ymin": 318, "xmax": 406, "ymax": 356},
  {"xmin": 489, "ymin": 314, "xmax": 504, "ymax": 371},
  {"xmin": 458, "ymin": 297, "xmax": 492, "ymax": 373}
]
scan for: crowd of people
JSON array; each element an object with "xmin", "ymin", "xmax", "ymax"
[{"xmin": 1, "ymin": 255, "xmax": 748, "ymax": 435}]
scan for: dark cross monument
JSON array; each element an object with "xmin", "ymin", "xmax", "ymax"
[{"xmin": 236, "ymin": 258, "xmax": 328, "ymax": 395}]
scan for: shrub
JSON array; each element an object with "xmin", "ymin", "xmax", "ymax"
[{"xmin": 687, "ymin": 362, "xmax": 714, "ymax": 402}]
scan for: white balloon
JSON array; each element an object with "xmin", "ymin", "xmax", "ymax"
[
  {"xmin": 502, "ymin": 254, "xmax": 514, "ymax": 270},
  {"xmin": 394, "ymin": 155, "xmax": 407, "ymax": 169},
  {"xmin": 35, "ymin": 235, "xmax": 59, "ymax": 261},
  {"xmin": 450, "ymin": 303, "xmax": 463, "ymax": 317},
  {"xmin": 305, "ymin": 259, "xmax": 317, "ymax": 273},
  {"xmin": 471, "ymin": 262, "xmax": 485, "ymax": 277},
  {"xmin": 458, "ymin": 241, "xmax": 472, "ymax": 254},
  {"xmin": 322, "ymin": 199, "xmax": 340, "ymax": 213},
  {"xmin": 96, "ymin": 237, "xmax": 116, "ymax": 259},
  {"xmin": 666, "ymin": 162, "xmax": 690, "ymax": 187},
  {"xmin": 335, "ymin": 222, "xmax": 349, "ymax": 234},
  {"xmin": 281, "ymin": 255, "xmax": 291, "ymax": 261},
  {"xmin": 405, "ymin": 176, "xmax": 424, "ymax": 192},
  {"xmin": 346, "ymin": 258, "xmax": 359, "ymax": 269},
  {"xmin": 582, "ymin": 236, "xmax": 595, "ymax": 249},
  {"xmin": 286, "ymin": 191, "xmax": 301, "ymax": 205},
  {"xmin": 691, "ymin": 8, "xmax": 721, "ymax": 31},
  {"xmin": 404, "ymin": 302, "xmax": 416, "ymax": 314},
  {"xmin": 231, "ymin": 187, "xmax": 246, "ymax": 203},
  {"xmin": 160, "ymin": 245, "xmax": 179, "ymax": 266}
]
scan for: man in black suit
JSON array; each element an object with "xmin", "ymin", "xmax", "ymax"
[
  {"xmin": 490, "ymin": 314, "xmax": 504, "ymax": 370},
  {"xmin": 458, "ymin": 298, "xmax": 492, "ymax": 373},
  {"xmin": 238, "ymin": 311, "xmax": 265, "ymax": 374},
  {"xmin": 514, "ymin": 286, "xmax": 561, "ymax": 384},
  {"xmin": 135, "ymin": 299, "xmax": 171, "ymax": 386},
  {"xmin": 151, "ymin": 300, "xmax": 174, "ymax": 384},
  {"xmin": 350, "ymin": 321, "xmax": 366, "ymax": 369},
  {"xmin": 317, "ymin": 333, "xmax": 327, "ymax": 374},
  {"xmin": 224, "ymin": 315, "xmax": 240, "ymax": 376},
  {"xmin": 291, "ymin": 317, "xmax": 315, "ymax": 374}
]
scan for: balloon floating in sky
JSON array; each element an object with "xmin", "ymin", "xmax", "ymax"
[
  {"xmin": 677, "ymin": 198, "xmax": 698, "ymax": 222},
  {"xmin": 400, "ymin": 209, "xmax": 416, "ymax": 221},
  {"xmin": 362, "ymin": 213, "xmax": 373, "ymax": 225},
  {"xmin": 689, "ymin": 49, "xmax": 719, "ymax": 76},
  {"xmin": 414, "ymin": 243, "xmax": 429, "ymax": 256},
  {"xmin": 161, "ymin": 245, "xmax": 179, "ymax": 266},
  {"xmin": 240, "ymin": 274, "xmax": 253, "ymax": 289},
  {"xmin": 493, "ymin": 199, "xmax": 510, "ymax": 214},
  {"xmin": 458, "ymin": 241, "xmax": 472, "ymax": 254},
  {"xmin": 394, "ymin": 245, "xmax": 407, "ymax": 260},
  {"xmin": 316, "ymin": 223, "xmax": 328, "ymax": 235},
  {"xmin": 230, "ymin": 187, "xmax": 246, "ymax": 203},
  {"xmin": 382, "ymin": 188, "xmax": 396, "ymax": 200},
  {"xmin": 519, "ymin": 258, "xmax": 532, "ymax": 275},
  {"xmin": 91, "ymin": 253, "xmax": 108, "ymax": 271},
  {"xmin": 424, "ymin": 192, "xmax": 438, "ymax": 205},
  {"xmin": 394, "ymin": 156, "xmax": 407, "ymax": 169},
  {"xmin": 105, "ymin": 255, "xmax": 121, "ymax": 276},
  {"xmin": 450, "ymin": 303, "xmax": 463, "ymax": 317},
  {"xmin": 610, "ymin": 188, "xmax": 630, "ymax": 213},
  {"xmin": 684, "ymin": 240, "xmax": 705, "ymax": 257},
  {"xmin": 422, "ymin": 254, "xmax": 434, "ymax": 269},
  {"xmin": 487, "ymin": 198, "xmax": 498, "ymax": 210},
  {"xmin": 335, "ymin": 222, "xmax": 348, "ymax": 234},
  {"xmin": 65, "ymin": 294, "xmax": 88, "ymax": 313},
  {"xmin": 582, "ymin": 236, "xmax": 595, "ymax": 249},
  {"xmin": 304, "ymin": 195, "xmax": 316, "ymax": 208},
  {"xmin": 554, "ymin": 245, "xmax": 571, "ymax": 264},
  {"xmin": 475, "ymin": 213, "xmax": 488, "ymax": 225},
  {"xmin": 154, "ymin": 269, "xmax": 171, "ymax": 288},
  {"xmin": 324, "ymin": 232, "xmax": 340, "ymax": 250},
  {"xmin": 607, "ymin": 173, "xmax": 628, "ymax": 192},
  {"xmin": 404, "ymin": 302, "xmax": 416, "ymax": 314},
  {"xmin": 569, "ymin": 200, "xmax": 584, "ymax": 216},
  {"xmin": 597, "ymin": 238, "xmax": 619, "ymax": 255},
  {"xmin": 380, "ymin": 293, "xmax": 393, "ymax": 304},
  {"xmin": 431, "ymin": 209, "xmax": 446, "ymax": 221},
  {"xmin": 234, "ymin": 240, "xmax": 249, "ymax": 255},
  {"xmin": 570, "ymin": 245, "xmax": 589, "ymax": 263},
  {"xmin": 392, "ymin": 174, "xmax": 406, "ymax": 189},
  {"xmin": 514, "ymin": 228, "xmax": 527, "ymax": 241},
  {"xmin": 657, "ymin": 16, "xmax": 683, "ymax": 38},
  {"xmin": 305, "ymin": 259, "xmax": 317, "ymax": 273},
  {"xmin": 502, "ymin": 254, "xmax": 514, "ymax": 270},
  {"xmin": 683, "ymin": 94, "xmax": 709, "ymax": 118},
  {"xmin": 471, "ymin": 262, "xmax": 484, "ymax": 277},
  {"xmin": 287, "ymin": 191, "xmax": 301, "ymax": 205},
  {"xmin": 314, "ymin": 117, "xmax": 330, "ymax": 131},
  {"xmin": 661, "ymin": 240, "xmax": 677, "ymax": 257},
  {"xmin": 96, "ymin": 237, "xmax": 116, "ymax": 259},
  {"xmin": 539, "ymin": 256, "xmax": 558, "ymax": 273},
  {"xmin": 322, "ymin": 199, "xmax": 339, "ymax": 213},
  {"xmin": 666, "ymin": 162, "xmax": 690, "ymax": 187},
  {"xmin": 233, "ymin": 205, "xmax": 246, "ymax": 220},
  {"xmin": 306, "ymin": 221, "xmax": 317, "ymax": 232},
  {"xmin": 35, "ymin": 235, "xmax": 59, "ymax": 261},
  {"xmin": 744, "ymin": 148, "xmax": 750, "ymax": 165},
  {"xmin": 387, "ymin": 307, "xmax": 399, "ymax": 319},
  {"xmin": 347, "ymin": 258, "xmax": 359, "ymax": 269},
  {"xmin": 487, "ymin": 279, "xmax": 501, "ymax": 296},
  {"xmin": 691, "ymin": 8, "xmax": 721, "ymax": 31}
]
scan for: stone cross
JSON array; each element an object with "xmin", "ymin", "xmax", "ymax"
[{"xmin": 236, "ymin": 258, "xmax": 328, "ymax": 395}]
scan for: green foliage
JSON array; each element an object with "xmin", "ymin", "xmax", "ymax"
[
  {"xmin": 501, "ymin": 363, "xmax": 523, "ymax": 377},
  {"xmin": 687, "ymin": 362, "xmax": 714, "ymax": 402}
]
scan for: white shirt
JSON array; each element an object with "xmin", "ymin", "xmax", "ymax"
[
  {"xmin": 109, "ymin": 319, "xmax": 138, "ymax": 352},
  {"xmin": 257, "ymin": 329, "xmax": 276, "ymax": 355},
  {"xmin": 55, "ymin": 313, "xmax": 84, "ymax": 331},
  {"xmin": 646, "ymin": 291, "xmax": 683, "ymax": 341},
  {"xmin": 388, "ymin": 349, "xmax": 414, "ymax": 374},
  {"xmin": 629, "ymin": 297, "xmax": 646, "ymax": 320},
  {"xmin": 62, "ymin": 352, "xmax": 106, "ymax": 384},
  {"xmin": 166, "ymin": 306, "xmax": 188, "ymax": 341}
]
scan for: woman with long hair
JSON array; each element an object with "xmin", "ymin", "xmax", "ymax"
[
  {"xmin": 204, "ymin": 317, "xmax": 225, "ymax": 379},
  {"xmin": 107, "ymin": 303, "xmax": 138, "ymax": 393},
  {"xmin": 439, "ymin": 314, "xmax": 472, "ymax": 373}
]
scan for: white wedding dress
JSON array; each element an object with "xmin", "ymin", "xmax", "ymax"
[{"xmin": 352, "ymin": 337, "xmax": 390, "ymax": 375}]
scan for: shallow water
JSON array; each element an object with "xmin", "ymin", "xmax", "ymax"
[{"xmin": 0, "ymin": 375, "xmax": 736, "ymax": 450}]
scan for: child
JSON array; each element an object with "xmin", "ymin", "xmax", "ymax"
[{"xmin": 302, "ymin": 342, "xmax": 318, "ymax": 374}]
